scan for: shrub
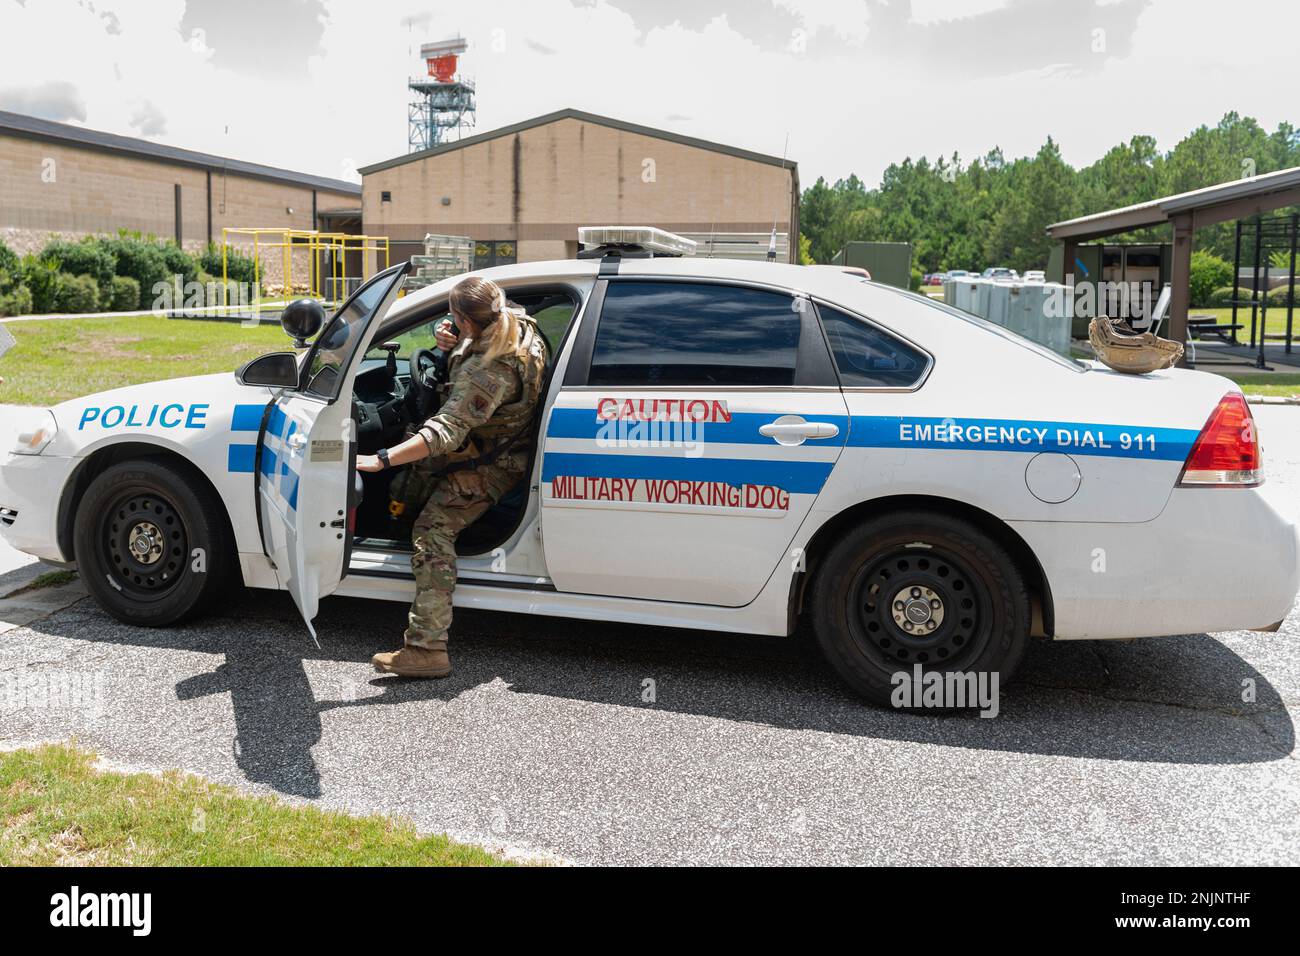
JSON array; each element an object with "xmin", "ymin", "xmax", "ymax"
[
  {"xmin": 53, "ymin": 273, "xmax": 100, "ymax": 313},
  {"xmin": 101, "ymin": 234, "xmax": 169, "ymax": 308},
  {"xmin": 158, "ymin": 240, "xmax": 199, "ymax": 288},
  {"xmin": 108, "ymin": 275, "xmax": 141, "ymax": 312},
  {"xmin": 39, "ymin": 237, "xmax": 116, "ymax": 295},
  {"xmin": 20, "ymin": 255, "xmax": 64, "ymax": 313},
  {"xmin": 0, "ymin": 239, "xmax": 19, "ymax": 293},
  {"xmin": 1210, "ymin": 285, "xmax": 1299, "ymax": 308},
  {"xmin": 909, "ymin": 266, "xmax": 923, "ymax": 291},
  {"xmin": 1207, "ymin": 285, "xmax": 1247, "ymax": 307},
  {"xmin": 199, "ymin": 242, "xmax": 260, "ymax": 290},
  {"xmin": 193, "ymin": 271, "xmax": 232, "ymax": 307},
  {"xmin": 0, "ymin": 284, "xmax": 33, "ymax": 318},
  {"xmin": 206, "ymin": 277, "xmax": 247, "ymax": 307},
  {"xmin": 1266, "ymin": 285, "xmax": 1297, "ymax": 308},
  {"xmin": 1189, "ymin": 251, "xmax": 1233, "ymax": 307}
]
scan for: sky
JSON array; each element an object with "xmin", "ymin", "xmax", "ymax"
[{"xmin": 0, "ymin": 0, "xmax": 1295, "ymax": 187}]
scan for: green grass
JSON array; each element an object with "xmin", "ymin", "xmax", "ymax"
[
  {"xmin": 3, "ymin": 569, "xmax": 78, "ymax": 598},
  {"xmin": 1184, "ymin": 308, "xmax": 1300, "ymax": 396},
  {"xmin": 1193, "ymin": 305, "xmax": 1300, "ymax": 341},
  {"xmin": 1218, "ymin": 372, "xmax": 1300, "ymax": 398},
  {"xmin": 0, "ymin": 314, "xmax": 287, "ymax": 406},
  {"xmin": 533, "ymin": 305, "xmax": 574, "ymax": 346},
  {"xmin": 0, "ymin": 743, "xmax": 511, "ymax": 866}
]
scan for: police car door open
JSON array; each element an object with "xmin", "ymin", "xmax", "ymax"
[
  {"xmin": 539, "ymin": 280, "xmax": 850, "ymax": 606},
  {"xmin": 257, "ymin": 262, "xmax": 410, "ymax": 637}
]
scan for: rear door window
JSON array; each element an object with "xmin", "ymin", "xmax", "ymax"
[{"xmin": 587, "ymin": 281, "xmax": 801, "ymax": 387}]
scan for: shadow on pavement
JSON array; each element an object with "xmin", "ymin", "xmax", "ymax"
[{"xmin": 31, "ymin": 586, "xmax": 1296, "ymax": 797}]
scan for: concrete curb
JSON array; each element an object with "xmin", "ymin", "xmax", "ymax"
[
  {"xmin": 0, "ymin": 578, "xmax": 88, "ymax": 636},
  {"xmin": 1245, "ymin": 395, "xmax": 1300, "ymax": 405},
  {"xmin": 1, "ymin": 300, "xmax": 303, "ymax": 324}
]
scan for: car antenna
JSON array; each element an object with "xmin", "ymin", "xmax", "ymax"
[{"xmin": 769, "ymin": 132, "xmax": 789, "ymax": 263}]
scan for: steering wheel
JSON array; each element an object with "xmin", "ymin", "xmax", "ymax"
[{"xmin": 407, "ymin": 348, "xmax": 440, "ymax": 417}]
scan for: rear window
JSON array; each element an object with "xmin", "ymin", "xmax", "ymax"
[{"xmin": 817, "ymin": 305, "xmax": 929, "ymax": 388}]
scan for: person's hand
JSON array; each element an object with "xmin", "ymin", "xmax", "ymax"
[
  {"xmin": 356, "ymin": 454, "xmax": 384, "ymax": 473},
  {"xmin": 434, "ymin": 318, "xmax": 459, "ymax": 351}
]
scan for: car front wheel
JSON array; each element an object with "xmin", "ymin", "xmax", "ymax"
[
  {"xmin": 73, "ymin": 458, "xmax": 233, "ymax": 627},
  {"xmin": 809, "ymin": 511, "xmax": 1031, "ymax": 707}
]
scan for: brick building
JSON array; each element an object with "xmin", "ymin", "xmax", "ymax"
[
  {"xmin": 0, "ymin": 110, "xmax": 361, "ymax": 260},
  {"xmin": 358, "ymin": 108, "xmax": 799, "ymax": 266}
]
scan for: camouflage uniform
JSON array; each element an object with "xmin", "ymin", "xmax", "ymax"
[{"xmin": 404, "ymin": 316, "xmax": 548, "ymax": 649}]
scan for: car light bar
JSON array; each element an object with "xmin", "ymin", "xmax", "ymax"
[
  {"xmin": 578, "ymin": 226, "xmax": 696, "ymax": 257},
  {"xmin": 1177, "ymin": 392, "xmax": 1263, "ymax": 487}
]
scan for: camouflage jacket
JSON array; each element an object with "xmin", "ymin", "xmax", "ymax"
[{"xmin": 413, "ymin": 314, "xmax": 548, "ymax": 465}]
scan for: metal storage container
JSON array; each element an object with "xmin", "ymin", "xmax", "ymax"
[{"xmin": 943, "ymin": 277, "xmax": 1071, "ymax": 355}]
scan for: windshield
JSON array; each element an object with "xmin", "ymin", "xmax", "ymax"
[
  {"xmin": 301, "ymin": 266, "xmax": 406, "ymax": 399},
  {"xmin": 879, "ymin": 286, "xmax": 1085, "ymax": 372},
  {"xmin": 363, "ymin": 309, "xmax": 451, "ymax": 365},
  {"xmin": 363, "ymin": 292, "xmax": 577, "ymax": 368}
]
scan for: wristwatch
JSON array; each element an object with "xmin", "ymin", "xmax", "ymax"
[{"xmin": 377, "ymin": 448, "xmax": 390, "ymax": 470}]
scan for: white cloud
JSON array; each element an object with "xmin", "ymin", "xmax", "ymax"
[
  {"xmin": 774, "ymin": 0, "xmax": 870, "ymax": 43},
  {"xmin": 0, "ymin": 79, "xmax": 86, "ymax": 122},
  {"xmin": 129, "ymin": 100, "xmax": 168, "ymax": 137}
]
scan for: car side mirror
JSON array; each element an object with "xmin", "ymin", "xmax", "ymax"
[
  {"xmin": 280, "ymin": 298, "xmax": 326, "ymax": 347},
  {"xmin": 236, "ymin": 352, "xmax": 300, "ymax": 389}
]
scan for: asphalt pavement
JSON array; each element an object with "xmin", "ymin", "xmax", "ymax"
[{"xmin": 0, "ymin": 404, "xmax": 1297, "ymax": 865}]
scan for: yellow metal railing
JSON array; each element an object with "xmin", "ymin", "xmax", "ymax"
[{"xmin": 219, "ymin": 227, "xmax": 391, "ymax": 313}]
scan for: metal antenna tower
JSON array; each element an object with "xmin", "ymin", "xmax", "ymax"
[{"xmin": 408, "ymin": 37, "xmax": 476, "ymax": 153}]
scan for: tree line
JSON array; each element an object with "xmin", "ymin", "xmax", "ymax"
[{"xmin": 799, "ymin": 112, "xmax": 1300, "ymax": 274}]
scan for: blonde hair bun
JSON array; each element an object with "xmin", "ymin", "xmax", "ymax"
[{"xmin": 449, "ymin": 276, "xmax": 528, "ymax": 363}]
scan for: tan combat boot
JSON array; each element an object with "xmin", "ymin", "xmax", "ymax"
[{"xmin": 371, "ymin": 643, "xmax": 452, "ymax": 678}]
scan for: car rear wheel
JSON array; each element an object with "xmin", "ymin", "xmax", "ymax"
[
  {"xmin": 809, "ymin": 511, "xmax": 1031, "ymax": 707},
  {"xmin": 73, "ymin": 458, "xmax": 233, "ymax": 627}
]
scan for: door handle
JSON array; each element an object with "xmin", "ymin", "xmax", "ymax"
[
  {"xmin": 759, "ymin": 418, "xmax": 840, "ymax": 446},
  {"xmin": 286, "ymin": 432, "xmax": 308, "ymax": 451}
]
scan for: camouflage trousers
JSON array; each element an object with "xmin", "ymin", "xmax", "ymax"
[{"xmin": 404, "ymin": 453, "xmax": 528, "ymax": 649}]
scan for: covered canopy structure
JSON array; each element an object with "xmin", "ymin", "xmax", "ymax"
[{"xmin": 1047, "ymin": 166, "xmax": 1300, "ymax": 355}]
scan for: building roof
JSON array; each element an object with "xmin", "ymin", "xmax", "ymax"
[
  {"xmin": 0, "ymin": 109, "xmax": 361, "ymax": 195},
  {"xmin": 1048, "ymin": 165, "xmax": 1300, "ymax": 240},
  {"xmin": 357, "ymin": 107, "xmax": 797, "ymax": 176}
]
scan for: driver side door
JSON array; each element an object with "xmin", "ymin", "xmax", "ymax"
[{"xmin": 258, "ymin": 262, "xmax": 410, "ymax": 637}]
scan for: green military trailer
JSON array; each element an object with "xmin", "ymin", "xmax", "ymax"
[{"xmin": 830, "ymin": 242, "xmax": 913, "ymax": 290}]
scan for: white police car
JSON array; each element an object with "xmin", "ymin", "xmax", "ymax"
[{"xmin": 2, "ymin": 229, "xmax": 1296, "ymax": 704}]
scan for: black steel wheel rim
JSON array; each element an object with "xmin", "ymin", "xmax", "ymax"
[
  {"xmin": 98, "ymin": 489, "xmax": 189, "ymax": 601},
  {"xmin": 849, "ymin": 543, "xmax": 993, "ymax": 672}
]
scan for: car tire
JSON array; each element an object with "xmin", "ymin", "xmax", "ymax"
[
  {"xmin": 73, "ymin": 457, "xmax": 233, "ymax": 627},
  {"xmin": 808, "ymin": 510, "xmax": 1031, "ymax": 708}
]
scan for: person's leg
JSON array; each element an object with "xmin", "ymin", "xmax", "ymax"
[
  {"xmin": 406, "ymin": 480, "xmax": 490, "ymax": 649},
  {"xmin": 372, "ymin": 477, "xmax": 488, "ymax": 677}
]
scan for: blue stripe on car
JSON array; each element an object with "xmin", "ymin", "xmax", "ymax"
[
  {"xmin": 267, "ymin": 404, "xmax": 289, "ymax": 440},
  {"xmin": 546, "ymin": 407, "xmax": 850, "ymax": 445},
  {"xmin": 259, "ymin": 445, "xmax": 279, "ymax": 478},
  {"xmin": 547, "ymin": 408, "xmax": 1197, "ymax": 462},
  {"xmin": 231, "ymin": 403, "xmax": 265, "ymax": 432},
  {"xmin": 845, "ymin": 416, "xmax": 1199, "ymax": 461},
  {"xmin": 228, "ymin": 403, "xmax": 299, "ymax": 510},
  {"xmin": 227, "ymin": 444, "xmax": 256, "ymax": 473}
]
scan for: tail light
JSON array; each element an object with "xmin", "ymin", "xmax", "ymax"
[{"xmin": 1178, "ymin": 392, "xmax": 1262, "ymax": 487}]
